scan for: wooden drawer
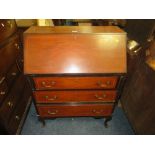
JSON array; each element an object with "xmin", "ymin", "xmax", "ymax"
[
  {"xmin": 0, "ymin": 19, "xmax": 17, "ymax": 43},
  {"xmin": 33, "ymin": 76, "xmax": 118, "ymax": 90},
  {"xmin": 8, "ymin": 82, "xmax": 31, "ymax": 134},
  {"xmin": 6, "ymin": 63, "xmax": 20, "ymax": 86},
  {"xmin": 37, "ymin": 104, "xmax": 114, "ymax": 117},
  {"xmin": 0, "ymin": 79, "xmax": 8, "ymax": 104},
  {"xmin": 0, "ymin": 75, "xmax": 26, "ymax": 124},
  {"xmin": 34, "ymin": 90, "xmax": 117, "ymax": 103},
  {"xmin": 0, "ymin": 35, "xmax": 21, "ymax": 75}
]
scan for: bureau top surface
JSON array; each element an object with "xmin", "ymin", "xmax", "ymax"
[{"xmin": 24, "ymin": 26, "xmax": 127, "ymax": 74}]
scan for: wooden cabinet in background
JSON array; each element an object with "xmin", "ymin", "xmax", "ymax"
[
  {"xmin": 121, "ymin": 50, "xmax": 155, "ymax": 134},
  {"xmin": 121, "ymin": 19, "xmax": 155, "ymax": 134},
  {"xmin": 0, "ymin": 19, "xmax": 32, "ymax": 135}
]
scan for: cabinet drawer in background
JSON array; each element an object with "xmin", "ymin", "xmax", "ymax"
[
  {"xmin": 33, "ymin": 76, "xmax": 118, "ymax": 90},
  {"xmin": 37, "ymin": 104, "xmax": 114, "ymax": 117},
  {"xmin": 34, "ymin": 90, "xmax": 117, "ymax": 103},
  {"xmin": 0, "ymin": 19, "xmax": 17, "ymax": 43},
  {"xmin": 0, "ymin": 75, "xmax": 26, "ymax": 124},
  {"xmin": 0, "ymin": 79, "xmax": 8, "ymax": 104},
  {"xmin": 8, "ymin": 82, "xmax": 31, "ymax": 134},
  {"xmin": 6, "ymin": 63, "xmax": 20, "ymax": 86},
  {"xmin": 0, "ymin": 35, "xmax": 21, "ymax": 75}
]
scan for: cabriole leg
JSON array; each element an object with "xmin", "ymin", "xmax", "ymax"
[
  {"xmin": 104, "ymin": 116, "xmax": 112, "ymax": 128},
  {"xmin": 38, "ymin": 117, "xmax": 45, "ymax": 127}
]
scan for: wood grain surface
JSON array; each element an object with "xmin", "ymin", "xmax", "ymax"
[{"xmin": 24, "ymin": 26, "xmax": 126, "ymax": 74}]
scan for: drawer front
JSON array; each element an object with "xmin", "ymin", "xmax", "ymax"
[
  {"xmin": 33, "ymin": 76, "xmax": 118, "ymax": 90},
  {"xmin": 8, "ymin": 83, "xmax": 31, "ymax": 134},
  {"xmin": 6, "ymin": 63, "xmax": 20, "ymax": 86},
  {"xmin": 0, "ymin": 35, "xmax": 21, "ymax": 75},
  {"xmin": 34, "ymin": 90, "xmax": 117, "ymax": 103},
  {"xmin": 37, "ymin": 104, "xmax": 114, "ymax": 117},
  {"xmin": 0, "ymin": 79, "xmax": 8, "ymax": 104},
  {"xmin": 0, "ymin": 75, "xmax": 26, "ymax": 124},
  {"xmin": 0, "ymin": 19, "xmax": 17, "ymax": 43}
]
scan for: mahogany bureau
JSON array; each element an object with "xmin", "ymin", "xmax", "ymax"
[{"xmin": 24, "ymin": 26, "xmax": 127, "ymax": 127}]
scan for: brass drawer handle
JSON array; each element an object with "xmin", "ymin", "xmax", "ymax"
[
  {"xmin": 42, "ymin": 81, "xmax": 56, "ymax": 88},
  {"xmin": 45, "ymin": 95, "xmax": 58, "ymax": 101},
  {"xmin": 7, "ymin": 101, "xmax": 13, "ymax": 108},
  {"xmin": 92, "ymin": 109, "xmax": 103, "ymax": 114},
  {"xmin": 11, "ymin": 72, "xmax": 17, "ymax": 76},
  {"xmin": 1, "ymin": 23, "xmax": 5, "ymax": 27},
  {"xmin": 96, "ymin": 81, "xmax": 111, "ymax": 87},
  {"xmin": 48, "ymin": 110, "xmax": 58, "ymax": 115},
  {"xmin": 0, "ymin": 91, "xmax": 6, "ymax": 95},
  {"xmin": 15, "ymin": 115, "xmax": 20, "ymax": 121},
  {"xmin": 14, "ymin": 43, "xmax": 20, "ymax": 50},
  {"xmin": 0, "ymin": 77, "xmax": 5, "ymax": 84},
  {"xmin": 95, "ymin": 94, "xmax": 107, "ymax": 100}
]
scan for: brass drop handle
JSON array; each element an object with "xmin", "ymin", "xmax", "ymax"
[
  {"xmin": 96, "ymin": 81, "xmax": 111, "ymax": 87},
  {"xmin": 92, "ymin": 109, "xmax": 103, "ymax": 114},
  {"xmin": 0, "ymin": 77, "xmax": 5, "ymax": 84},
  {"xmin": 42, "ymin": 81, "xmax": 56, "ymax": 88},
  {"xmin": 95, "ymin": 93, "xmax": 107, "ymax": 100},
  {"xmin": 0, "ymin": 91, "xmax": 6, "ymax": 95},
  {"xmin": 1, "ymin": 23, "xmax": 5, "ymax": 27},
  {"xmin": 7, "ymin": 101, "xmax": 13, "ymax": 108},
  {"xmin": 48, "ymin": 110, "xmax": 58, "ymax": 115},
  {"xmin": 15, "ymin": 115, "xmax": 20, "ymax": 121},
  {"xmin": 45, "ymin": 95, "xmax": 58, "ymax": 101},
  {"xmin": 11, "ymin": 72, "xmax": 17, "ymax": 76},
  {"xmin": 14, "ymin": 43, "xmax": 20, "ymax": 50}
]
